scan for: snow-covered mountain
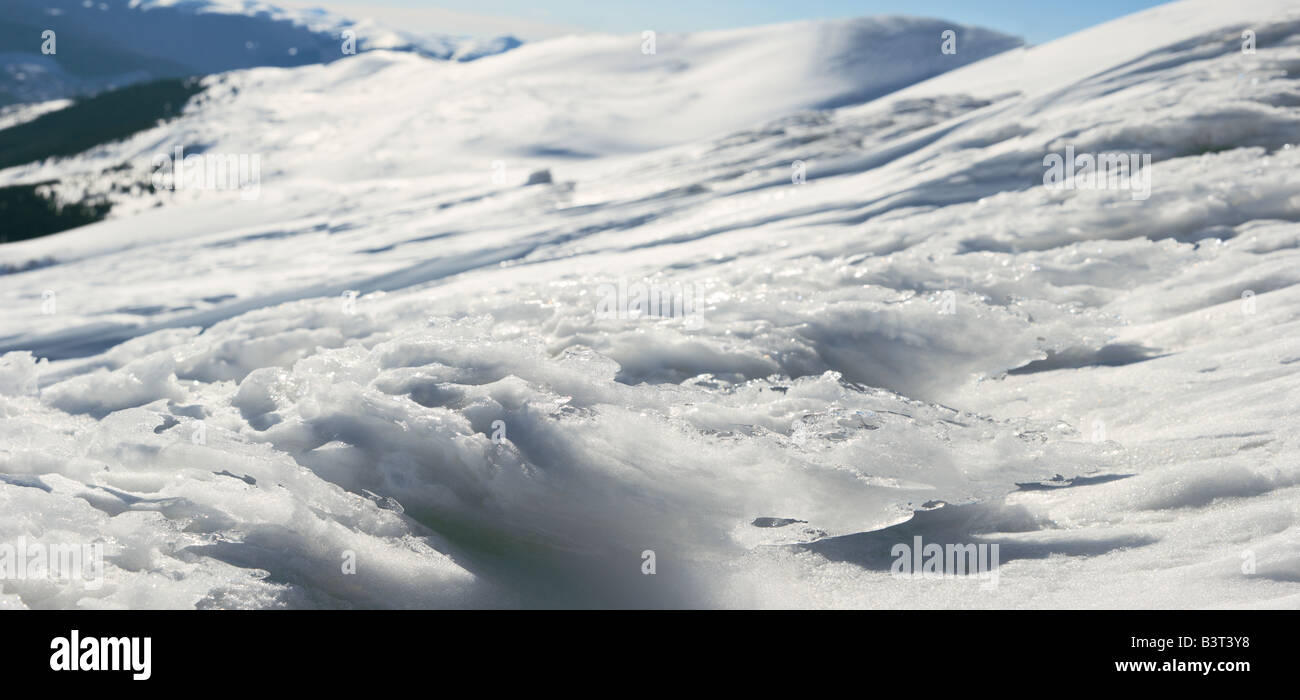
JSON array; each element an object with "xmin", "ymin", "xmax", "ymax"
[
  {"xmin": 2, "ymin": 0, "xmax": 1299, "ymax": 609},
  {"xmin": 0, "ymin": 0, "xmax": 520, "ymax": 106}
]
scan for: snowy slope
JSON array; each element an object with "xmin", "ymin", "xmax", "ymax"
[{"xmin": 2, "ymin": 0, "xmax": 1300, "ymax": 609}]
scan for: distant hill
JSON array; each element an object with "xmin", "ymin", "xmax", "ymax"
[{"xmin": 0, "ymin": 0, "xmax": 521, "ymax": 107}]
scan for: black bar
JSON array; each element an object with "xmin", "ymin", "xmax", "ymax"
[{"xmin": 1, "ymin": 611, "xmax": 1289, "ymax": 686}]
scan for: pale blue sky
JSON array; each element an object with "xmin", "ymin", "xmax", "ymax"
[{"xmin": 284, "ymin": 0, "xmax": 1176, "ymax": 44}]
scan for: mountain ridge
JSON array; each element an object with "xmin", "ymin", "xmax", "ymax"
[{"xmin": 0, "ymin": 0, "xmax": 522, "ymax": 107}]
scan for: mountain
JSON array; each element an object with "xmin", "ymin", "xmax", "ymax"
[
  {"xmin": 0, "ymin": 15, "xmax": 1023, "ymax": 243},
  {"xmin": 1, "ymin": 0, "xmax": 1298, "ymax": 609},
  {"xmin": 0, "ymin": 0, "xmax": 521, "ymax": 107}
]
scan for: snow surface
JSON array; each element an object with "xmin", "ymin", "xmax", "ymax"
[{"xmin": 2, "ymin": 0, "xmax": 1300, "ymax": 608}]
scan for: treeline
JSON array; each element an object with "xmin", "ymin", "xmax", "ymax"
[{"xmin": 0, "ymin": 77, "xmax": 204, "ymax": 171}]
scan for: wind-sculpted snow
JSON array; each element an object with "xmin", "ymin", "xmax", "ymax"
[{"xmin": 2, "ymin": 0, "xmax": 1300, "ymax": 608}]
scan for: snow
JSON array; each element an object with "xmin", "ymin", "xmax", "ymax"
[{"xmin": 1, "ymin": 0, "xmax": 1299, "ymax": 608}]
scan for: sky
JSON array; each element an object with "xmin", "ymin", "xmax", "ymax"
[{"xmin": 279, "ymin": 0, "xmax": 1176, "ymax": 44}]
